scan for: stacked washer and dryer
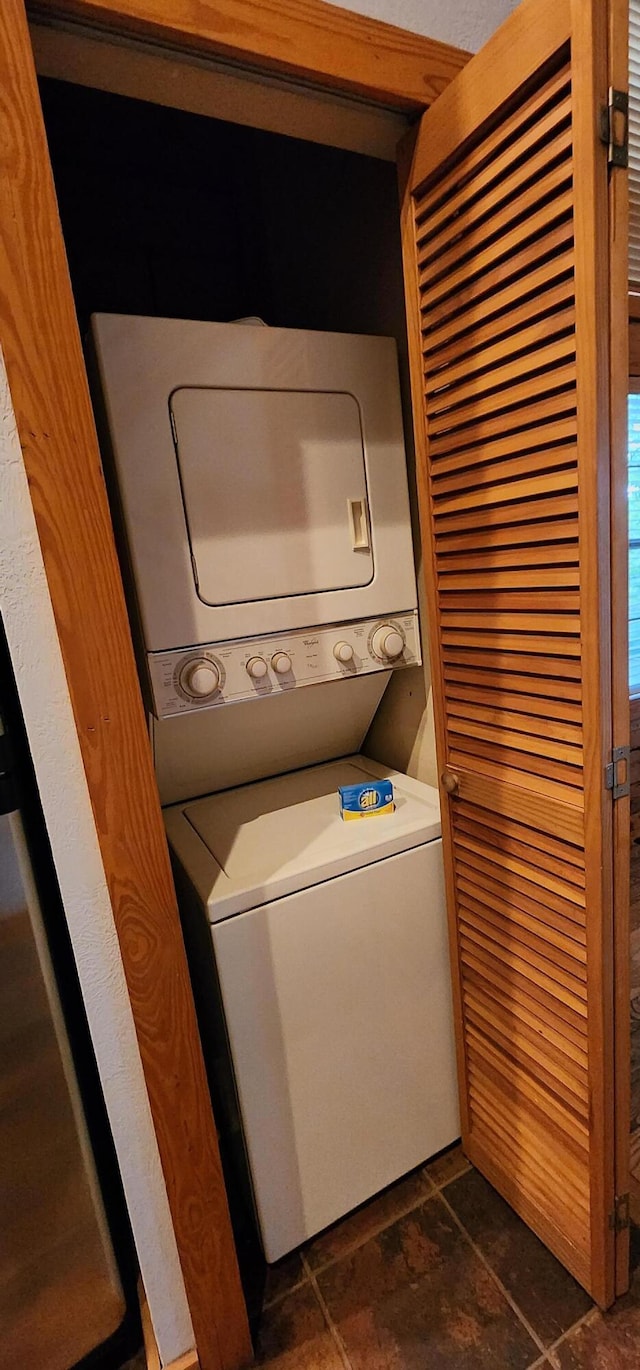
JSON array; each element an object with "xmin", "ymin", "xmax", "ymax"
[{"xmin": 90, "ymin": 313, "xmax": 459, "ymax": 1265}]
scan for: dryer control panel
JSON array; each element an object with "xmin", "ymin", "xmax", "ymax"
[{"xmin": 147, "ymin": 612, "xmax": 420, "ymax": 718}]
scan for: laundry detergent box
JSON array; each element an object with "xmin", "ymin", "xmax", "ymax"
[{"xmin": 338, "ymin": 779, "xmax": 395, "ymax": 820}]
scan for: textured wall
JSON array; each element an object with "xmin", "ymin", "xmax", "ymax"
[
  {"xmin": 324, "ymin": 0, "xmax": 519, "ymax": 53},
  {"xmin": 0, "ymin": 354, "xmax": 194, "ymax": 1364}
]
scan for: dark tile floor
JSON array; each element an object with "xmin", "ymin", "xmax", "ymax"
[{"xmin": 255, "ymin": 1144, "xmax": 640, "ymax": 1370}]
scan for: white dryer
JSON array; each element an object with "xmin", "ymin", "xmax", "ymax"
[
  {"xmin": 165, "ymin": 755, "xmax": 460, "ymax": 1262},
  {"xmin": 90, "ymin": 314, "xmax": 420, "ymax": 723}
]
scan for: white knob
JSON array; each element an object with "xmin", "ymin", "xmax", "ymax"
[
  {"xmin": 334, "ymin": 641, "xmax": 354, "ymax": 664},
  {"xmin": 271, "ymin": 652, "xmax": 292, "ymax": 674},
  {"xmin": 246, "ymin": 656, "xmax": 268, "ymax": 680},
  {"xmin": 180, "ymin": 659, "xmax": 220, "ymax": 698},
  {"xmin": 372, "ymin": 625, "xmax": 405, "ymax": 660}
]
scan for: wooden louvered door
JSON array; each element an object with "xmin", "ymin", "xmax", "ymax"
[{"xmin": 400, "ymin": 0, "xmax": 628, "ymax": 1307}]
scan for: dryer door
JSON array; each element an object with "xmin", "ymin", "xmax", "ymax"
[{"xmin": 170, "ymin": 387, "xmax": 374, "ymax": 605}]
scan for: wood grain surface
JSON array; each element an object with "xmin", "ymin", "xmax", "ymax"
[
  {"xmin": 609, "ymin": 0, "xmax": 631, "ymax": 1299},
  {"xmin": 0, "ymin": 5, "xmax": 251, "ymax": 1367},
  {"xmin": 28, "ymin": 0, "xmax": 468, "ymax": 109},
  {"xmin": 400, "ymin": 0, "xmax": 624, "ymax": 1308}
]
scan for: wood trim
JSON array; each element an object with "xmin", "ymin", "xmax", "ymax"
[
  {"xmin": 27, "ymin": 0, "xmax": 469, "ymax": 109},
  {"xmin": 571, "ymin": 0, "xmax": 616, "ymax": 1307},
  {"xmin": 609, "ymin": 0, "xmax": 631, "ymax": 1299},
  {"xmin": 29, "ymin": 20, "xmax": 407, "ymax": 160},
  {"xmin": 0, "ymin": 5, "xmax": 251, "ymax": 1368}
]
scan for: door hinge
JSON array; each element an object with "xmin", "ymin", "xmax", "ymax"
[
  {"xmin": 605, "ymin": 745, "xmax": 630, "ymax": 799},
  {"xmin": 600, "ymin": 87, "xmax": 629, "ymax": 167},
  {"xmin": 609, "ymin": 1193, "xmax": 630, "ymax": 1232}
]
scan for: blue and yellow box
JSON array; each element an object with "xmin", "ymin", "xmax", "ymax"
[{"xmin": 338, "ymin": 779, "xmax": 394, "ymax": 820}]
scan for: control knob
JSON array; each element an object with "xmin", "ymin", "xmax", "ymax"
[
  {"xmin": 179, "ymin": 658, "xmax": 220, "ymax": 699},
  {"xmin": 333, "ymin": 641, "xmax": 354, "ymax": 664},
  {"xmin": 271, "ymin": 652, "xmax": 292, "ymax": 674},
  {"xmin": 372, "ymin": 624, "xmax": 405, "ymax": 661},
  {"xmin": 246, "ymin": 656, "xmax": 268, "ymax": 680}
]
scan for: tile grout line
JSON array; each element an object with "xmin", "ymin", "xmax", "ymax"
[
  {"xmin": 431, "ymin": 1161, "xmax": 472, "ymax": 1193},
  {"xmin": 263, "ymin": 1185, "xmax": 436, "ymax": 1309},
  {"xmin": 262, "ymin": 1157, "xmax": 600, "ymax": 1370},
  {"xmin": 305, "ymin": 1157, "xmax": 473, "ymax": 1281},
  {"xmin": 262, "ymin": 1270, "xmax": 308, "ymax": 1311},
  {"xmin": 303, "ymin": 1174, "xmax": 439, "ymax": 1280},
  {"xmin": 436, "ymin": 1185, "xmax": 549, "ymax": 1361},
  {"xmin": 526, "ymin": 1306, "xmax": 602, "ymax": 1370},
  {"xmin": 301, "ymin": 1251, "xmax": 353, "ymax": 1370},
  {"xmin": 262, "ymin": 1156, "xmax": 473, "ymax": 1307}
]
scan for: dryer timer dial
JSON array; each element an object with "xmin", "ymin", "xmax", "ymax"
[
  {"xmin": 372, "ymin": 625, "xmax": 405, "ymax": 660},
  {"xmin": 179, "ymin": 658, "xmax": 220, "ymax": 698}
]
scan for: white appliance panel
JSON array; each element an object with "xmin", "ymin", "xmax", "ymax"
[
  {"xmin": 149, "ymin": 611, "xmax": 419, "ymax": 718},
  {"xmin": 211, "ymin": 840, "xmax": 459, "ymax": 1261},
  {"xmin": 153, "ymin": 673, "xmax": 390, "ymax": 804},
  {"xmin": 169, "ymin": 755, "xmax": 440, "ymax": 920},
  {"xmin": 171, "ymin": 387, "xmax": 373, "ymax": 605},
  {"xmin": 90, "ymin": 314, "xmax": 418, "ymax": 651}
]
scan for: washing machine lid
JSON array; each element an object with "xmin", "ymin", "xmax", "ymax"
[
  {"xmin": 170, "ymin": 386, "xmax": 374, "ymax": 607},
  {"xmin": 167, "ymin": 756, "xmax": 441, "ymax": 922}
]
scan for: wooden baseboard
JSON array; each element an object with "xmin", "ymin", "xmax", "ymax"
[{"xmin": 140, "ymin": 1279, "xmax": 200, "ymax": 1370}]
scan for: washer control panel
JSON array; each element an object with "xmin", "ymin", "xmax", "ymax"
[{"xmin": 147, "ymin": 611, "xmax": 420, "ymax": 718}]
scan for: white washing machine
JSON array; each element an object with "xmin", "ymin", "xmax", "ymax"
[{"xmin": 165, "ymin": 755, "xmax": 459, "ymax": 1263}]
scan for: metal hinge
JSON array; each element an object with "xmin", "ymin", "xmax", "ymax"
[
  {"xmin": 605, "ymin": 745, "xmax": 630, "ymax": 799},
  {"xmin": 600, "ymin": 87, "xmax": 629, "ymax": 167},
  {"xmin": 609, "ymin": 1193, "xmax": 630, "ymax": 1232}
]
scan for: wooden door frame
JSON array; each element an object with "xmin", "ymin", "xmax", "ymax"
[
  {"xmin": 28, "ymin": 0, "xmax": 470, "ymax": 108},
  {"xmin": 2, "ymin": 3, "xmax": 471, "ymax": 1368}
]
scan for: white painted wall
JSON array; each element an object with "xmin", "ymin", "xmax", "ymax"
[
  {"xmin": 0, "ymin": 353, "xmax": 194, "ymax": 1367},
  {"xmin": 325, "ymin": 0, "xmax": 519, "ymax": 53}
]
